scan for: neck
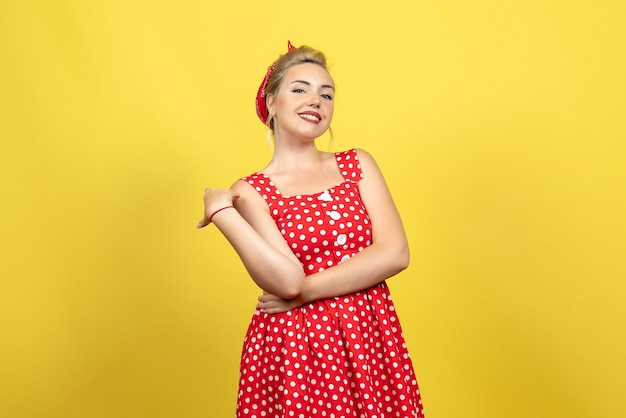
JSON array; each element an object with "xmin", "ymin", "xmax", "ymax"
[{"xmin": 267, "ymin": 131, "xmax": 326, "ymax": 173}]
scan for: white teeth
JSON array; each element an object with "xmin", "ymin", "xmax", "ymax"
[{"xmin": 299, "ymin": 114, "xmax": 320, "ymax": 122}]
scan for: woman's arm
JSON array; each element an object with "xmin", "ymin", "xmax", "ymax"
[
  {"xmin": 258, "ymin": 149, "xmax": 410, "ymax": 313},
  {"xmin": 198, "ymin": 182, "xmax": 305, "ymax": 299}
]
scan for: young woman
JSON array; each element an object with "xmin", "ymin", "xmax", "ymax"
[{"xmin": 198, "ymin": 42, "xmax": 424, "ymax": 418}]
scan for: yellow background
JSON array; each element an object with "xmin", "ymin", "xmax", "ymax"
[{"xmin": 1, "ymin": 1, "xmax": 625, "ymax": 417}]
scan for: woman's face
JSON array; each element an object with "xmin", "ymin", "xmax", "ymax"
[{"xmin": 268, "ymin": 63, "xmax": 335, "ymax": 140}]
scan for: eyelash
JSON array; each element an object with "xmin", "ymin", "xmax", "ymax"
[{"xmin": 291, "ymin": 89, "xmax": 334, "ymax": 101}]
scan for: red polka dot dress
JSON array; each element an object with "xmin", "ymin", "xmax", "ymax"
[{"xmin": 237, "ymin": 149, "xmax": 424, "ymax": 418}]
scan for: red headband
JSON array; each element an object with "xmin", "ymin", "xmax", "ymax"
[{"xmin": 255, "ymin": 41, "xmax": 296, "ymax": 125}]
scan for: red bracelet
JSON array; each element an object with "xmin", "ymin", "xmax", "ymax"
[{"xmin": 208, "ymin": 205, "xmax": 234, "ymax": 222}]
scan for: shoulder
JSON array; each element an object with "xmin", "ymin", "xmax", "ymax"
[
  {"xmin": 231, "ymin": 176, "xmax": 271, "ymax": 217},
  {"xmin": 350, "ymin": 148, "xmax": 382, "ymax": 179},
  {"xmin": 334, "ymin": 148, "xmax": 382, "ymax": 181},
  {"xmin": 232, "ymin": 174, "xmax": 273, "ymax": 201},
  {"xmin": 335, "ymin": 148, "xmax": 377, "ymax": 165},
  {"xmin": 352, "ymin": 148, "xmax": 375, "ymax": 163},
  {"xmin": 234, "ymin": 173, "xmax": 263, "ymax": 192}
]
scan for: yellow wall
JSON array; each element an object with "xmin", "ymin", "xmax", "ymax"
[{"xmin": 1, "ymin": 1, "xmax": 624, "ymax": 417}]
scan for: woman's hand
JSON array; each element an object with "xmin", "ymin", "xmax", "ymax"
[
  {"xmin": 197, "ymin": 187, "xmax": 240, "ymax": 228},
  {"xmin": 257, "ymin": 292, "xmax": 305, "ymax": 314}
]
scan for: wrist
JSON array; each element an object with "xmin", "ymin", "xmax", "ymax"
[
  {"xmin": 208, "ymin": 205, "xmax": 235, "ymax": 222},
  {"xmin": 298, "ymin": 280, "xmax": 312, "ymax": 304}
]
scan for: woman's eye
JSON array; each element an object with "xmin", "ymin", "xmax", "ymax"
[
  {"xmin": 291, "ymin": 88, "xmax": 305, "ymax": 93},
  {"xmin": 321, "ymin": 94, "xmax": 333, "ymax": 100}
]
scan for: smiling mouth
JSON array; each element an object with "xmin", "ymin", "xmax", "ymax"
[{"xmin": 299, "ymin": 113, "xmax": 321, "ymax": 123}]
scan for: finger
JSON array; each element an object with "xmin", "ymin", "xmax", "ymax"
[
  {"xmin": 258, "ymin": 294, "xmax": 275, "ymax": 302},
  {"xmin": 257, "ymin": 300, "xmax": 274, "ymax": 311},
  {"xmin": 265, "ymin": 306, "xmax": 287, "ymax": 315},
  {"xmin": 196, "ymin": 218, "xmax": 209, "ymax": 229}
]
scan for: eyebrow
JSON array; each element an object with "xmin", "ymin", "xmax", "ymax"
[{"xmin": 291, "ymin": 80, "xmax": 335, "ymax": 91}]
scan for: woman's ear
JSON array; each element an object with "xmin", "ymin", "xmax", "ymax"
[{"xmin": 266, "ymin": 94, "xmax": 275, "ymax": 116}]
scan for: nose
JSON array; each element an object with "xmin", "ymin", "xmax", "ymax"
[{"xmin": 308, "ymin": 93, "xmax": 320, "ymax": 107}]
